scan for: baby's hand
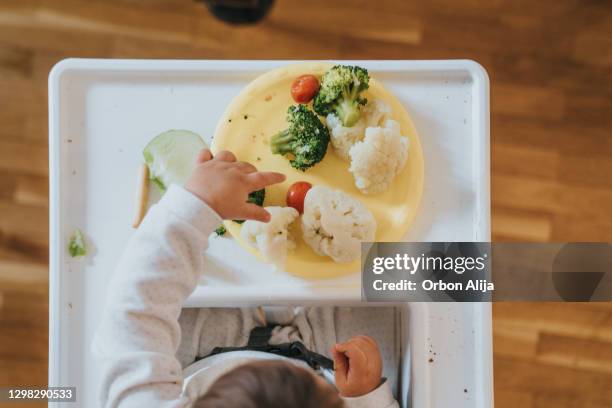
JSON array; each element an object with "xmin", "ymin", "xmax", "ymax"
[
  {"xmin": 185, "ymin": 149, "xmax": 285, "ymax": 222},
  {"xmin": 332, "ymin": 335, "xmax": 383, "ymax": 398}
]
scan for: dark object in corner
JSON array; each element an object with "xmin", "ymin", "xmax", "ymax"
[{"xmin": 199, "ymin": 0, "xmax": 275, "ymax": 24}]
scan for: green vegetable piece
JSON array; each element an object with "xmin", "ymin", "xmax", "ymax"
[
  {"xmin": 270, "ymin": 105, "xmax": 330, "ymax": 171},
  {"xmin": 234, "ymin": 189, "xmax": 265, "ymax": 224},
  {"xmin": 68, "ymin": 229, "xmax": 87, "ymax": 258},
  {"xmin": 143, "ymin": 129, "xmax": 207, "ymax": 192},
  {"xmin": 313, "ymin": 65, "xmax": 370, "ymax": 127},
  {"xmin": 214, "ymin": 189, "xmax": 265, "ymax": 235},
  {"xmin": 247, "ymin": 188, "xmax": 265, "ymax": 206}
]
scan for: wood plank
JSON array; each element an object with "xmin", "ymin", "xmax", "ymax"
[
  {"xmin": 492, "ymin": 83, "xmax": 567, "ymax": 121},
  {"xmin": 493, "ymin": 390, "xmax": 533, "ymax": 408},
  {"xmin": 0, "ymin": 360, "xmax": 48, "ymax": 391},
  {"xmin": 493, "ymin": 303, "xmax": 612, "ymax": 342},
  {"xmin": 492, "ymin": 143, "xmax": 559, "ymax": 180},
  {"xmin": 0, "ymin": 2, "xmax": 195, "ymax": 45},
  {"xmin": 533, "ymin": 393, "xmax": 612, "ymax": 408},
  {"xmin": 0, "ymin": 141, "xmax": 48, "ymax": 176},
  {"xmin": 537, "ymin": 333, "xmax": 612, "ymax": 375},
  {"xmin": 493, "ymin": 320, "xmax": 539, "ymax": 359},
  {"xmin": 493, "ymin": 116, "xmax": 612, "ymax": 156},
  {"xmin": 0, "ymin": 260, "xmax": 48, "ymax": 285},
  {"xmin": 494, "ymin": 356, "xmax": 612, "ymax": 401},
  {"xmin": 492, "ymin": 174, "xmax": 612, "ymax": 222},
  {"xmin": 0, "ymin": 44, "xmax": 33, "ymax": 79},
  {"xmin": 492, "ymin": 207, "xmax": 552, "ymax": 242},
  {"xmin": 13, "ymin": 174, "xmax": 48, "ymax": 207},
  {"xmin": 0, "ymin": 199, "xmax": 48, "ymax": 264},
  {"xmin": 551, "ymin": 215, "xmax": 612, "ymax": 241}
]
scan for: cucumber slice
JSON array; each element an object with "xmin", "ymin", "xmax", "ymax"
[{"xmin": 143, "ymin": 129, "xmax": 207, "ymax": 192}]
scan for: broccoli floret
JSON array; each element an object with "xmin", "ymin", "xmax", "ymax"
[
  {"xmin": 270, "ymin": 105, "xmax": 330, "ymax": 171},
  {"xmin": 215, "ymin": 190, "xmax": 266, "ymax": 234},
  {"xmin": 215, "ymin": 225, "xmax": 227, "ymax": 236},
  {"xmin": 246, "ymin": 188, "xmax": 265, "ymax": 206},
  {"xmin": 313, "ymin": 65, "xmax": 370, "ymax": 127},
  {"xmin": 234, "ymin": 189, "xmax": 265, "ymax": 224}
]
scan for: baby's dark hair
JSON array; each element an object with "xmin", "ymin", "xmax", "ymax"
[{"xmin": 193, "ymin": 360, "xmax": 344, "ymax": 408}]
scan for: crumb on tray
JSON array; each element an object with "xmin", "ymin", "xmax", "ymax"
[{"xmin": 68, "ymin": 229, "xmax": 87, "ymax": 258}]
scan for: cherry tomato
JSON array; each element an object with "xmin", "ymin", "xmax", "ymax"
[
  {"xmin": 291, "ymin": 75, "xmax": 320, "ymax": 103},
  {"xmin": 286, "ymin": 181, "xmax": 313, "ymax": 214}
]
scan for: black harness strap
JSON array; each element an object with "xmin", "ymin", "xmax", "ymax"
[{"xmin": 199, "ymin": 326, "xmax": 334, "ymax": 371}]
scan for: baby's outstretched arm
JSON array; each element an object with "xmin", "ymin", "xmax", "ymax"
[
  {"xmin": 92, "ymin": 150, "xmax": 284, "ymax": 408},
  {"xmin": 332, "ymin": 335, "xmax": 399, "ymax": 407}
]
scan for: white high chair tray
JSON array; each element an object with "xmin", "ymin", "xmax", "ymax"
[{"xmin": 49, "ymin": 59, "xmax": 492, "ymax": 407}]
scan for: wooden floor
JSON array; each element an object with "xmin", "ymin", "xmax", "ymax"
[{"xmin": 1, "ymin": 0, "xmax": 611, "ymax": 407}]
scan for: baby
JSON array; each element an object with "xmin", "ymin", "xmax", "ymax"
[{"xmin": 93, "ymin": 149, "xmax": 400, "ymax": 407}]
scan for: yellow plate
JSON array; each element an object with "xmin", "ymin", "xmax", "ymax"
[{"xmin": 212, "ymin": 62, "xmax": 424, "ymax": 279}]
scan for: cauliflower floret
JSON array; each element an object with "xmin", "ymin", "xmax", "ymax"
[
  {"xmin": 348, "ymin": 119, "xmax": 409, "ymax": 195},
  {"xmin": 326, "ymin": 99, "xmax": 391, "ymax": 161},
  {"xmin": 362, "ymin": 98, "xmax": 392, "ymax": 127},
  {"xmin": 240, "ymin": 206, "xmax": 299, "ymax": 267},
  {"xmin": 325, "ymin": 114, "xmax": 365, "ymax": 161},
  {"xmin": 302, "ymin": 186, "xmax": 376, "ymax": 263}
]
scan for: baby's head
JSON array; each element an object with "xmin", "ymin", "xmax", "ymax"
[{"xmin": 194, "ymin": 360, "xmax": 344, "ymax": 408}]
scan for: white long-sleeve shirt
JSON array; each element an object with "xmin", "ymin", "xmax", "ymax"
[{"xmin": 92, "ymin": 185, "xmax": 399, "ymax": 408}]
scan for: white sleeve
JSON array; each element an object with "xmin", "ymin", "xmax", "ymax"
[
  {"xmin": 341, "ymin": 380, "xmax": 400, "ymax": 408},
  {"xmin": 91, "ymin": 185, "xmax": 222, "ymax": 408}
]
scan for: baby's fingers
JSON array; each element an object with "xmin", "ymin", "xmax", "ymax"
[
  {"xmin": 248, "ymin": 172, "xmax": 286, "ymax": 190},
  {"xmin": 337, "ymin": 341, "xmax": 368, "ymax": 369},
  {"xmin": 337, "ymin": 339, "xmax": 364, "ymax": 357},
  {"xmin": 235, "ymin": 161, "xmax": 258, "ymax": 174},
  {"xmin": 214, "ymin": 150, "xmax": 237, "ymax": 162},
  {"xmin": 240, "ymin": 203, "xmax": 271, "ymax": 223},
  {"xmin": 196, "ymin": 149, "xmax": 213, "ymax": 164},
  {"xmin": 332, "ymin": 346, "xmax": 349, "ymax": 382}
]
